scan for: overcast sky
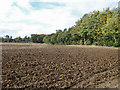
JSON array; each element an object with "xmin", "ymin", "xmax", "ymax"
[{"xmin": 0, "ymin": 0, "xmax": 119, "ymax": 38}]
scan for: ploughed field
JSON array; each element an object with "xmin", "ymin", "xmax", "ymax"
[{"xmin": 2, "ymin": 43, "xmax": 119, "ymax": 88}]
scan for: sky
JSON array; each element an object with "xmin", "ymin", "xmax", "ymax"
[{"xmin": 0, "ymin": 0, "xmax": 119, "ymax": 38}]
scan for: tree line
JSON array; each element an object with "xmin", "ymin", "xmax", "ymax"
[
  {"xmin": 1, "ymin": 8, "xmax": 120, "ymax": 47},
  {"xmin": 43, "ymin": 8, "xmax": 120, "ymax": 47},
  {"xmin": 1, "ymin": 34, "xmax": 45, "ymax": 43}
]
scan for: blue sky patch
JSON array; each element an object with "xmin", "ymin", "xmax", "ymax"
[
  {"xmin": 71, "ymin": 10, "xmax": 83, "ymax": 17},
  {"xmin": 11, "ymin": 2, "xmax": 30, "ymax": 14},
  {"xmin": 30, "ymin": 2, "xmax": 66, "ymax": 10}
]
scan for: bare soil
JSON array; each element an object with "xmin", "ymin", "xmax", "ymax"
[{"xmin": 2, "ymin": 43, "xmax": 119, "ymax": 88}]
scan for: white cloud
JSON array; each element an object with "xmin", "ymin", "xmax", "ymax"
[{"xmin": 0, "ymin": 0, "xmax": 119, "ymax": 37}]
